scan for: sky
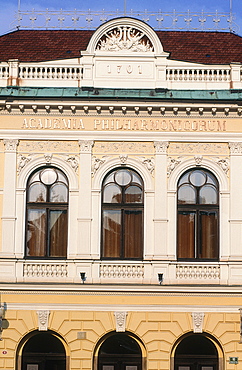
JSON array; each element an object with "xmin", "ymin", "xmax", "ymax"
[{"xmin": 0, "ymin": 0, "xmax": 241, "ymax": 35}]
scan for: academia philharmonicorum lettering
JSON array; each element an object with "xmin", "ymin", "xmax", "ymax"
[{"xmin": 22, "ymin": 117, "xmax": 227, "ymax": 131}]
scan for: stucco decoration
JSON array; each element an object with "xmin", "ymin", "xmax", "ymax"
[
  {"xmin": 37, "ymin": 310, "xmax": 50, "ymax": 331},
  {"xmin": 91, "ymin": 155, "xmax": 108, "ymax": 177},
  {"xmin": 154, "ymin": 141, "xmax": 169, "ymax": 154},
  {"xmin": 17, "ymin": 154, "xmax": 32, "ymax": 175},
  {"xmin": 79, "ymin": 140, "xmax": 94, "ymax": 153},
  {"xmin": 139, "ymin": 157, "xmax": 155, "ymax": 175},
  {"xmin": 229, "ymin": 142, "xmax": 242, "ymax": 154},
  {"xmin": 192, "ymin": 312, "xmax": 205, "ymax": 333},
  {"xmin": 194, "ymin": 155, "xmax": 203, "ymax": 166},
  {"xmin": 120, "ymin": 154, "xmax": 128, "ymax": 164},
  {"xmin": 44, "ymin": 153, "xmax": 52, "ymax": 163},
  {"xmin": 167, "ymin": 157, "xmax": 182, "ymax": 177},
  {"xmin": 114, "ymin": 311, "xmax": 127, "ymax": 332},
  {"xmin": 3, "ymin": 139, "xmax": 19, "ymax": 152},
  {"xmin": 215, "ymin": 157, "xmax": 229, "ymax": 175},
  {"xmin": 96, "ymin": 26, "xmax": 154, "ymax": 52},
  {"xmin": 65, "ymin": 155, "xmax": 79, "ymax": 172}
]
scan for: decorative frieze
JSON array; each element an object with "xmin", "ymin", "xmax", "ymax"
[
  {"xmin": 169, "ymin": 142, "xmax": 228, "ymax": 155},
  {"xmin": 114, "ymin": 312, "xmax": 128, "ymax": 332},
  {"xmin": 154, "ymin": 141, "xmax": 169, "ymax": 154},
  {"xmin": 79, "ymin": 140, "xmax": 94, "ymax": 153},
  {"xmin": 192, "ymin": 312, "xmax": 205, "ymax": 333},
  {"xmin": 37, "ymin": 310, "xmax": 50, "ymax": 331},
  {"xmin": 94, "ymin": 142, "xmax": 154, "ymax": 154},
  {"xmin": 18, "ymin": 141, "xmax": 79, "ymax": 153}
]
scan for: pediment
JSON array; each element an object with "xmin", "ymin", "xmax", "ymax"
[{"xmin": 85, "ymin": 17, "xmax": 165, "ymax": 55}]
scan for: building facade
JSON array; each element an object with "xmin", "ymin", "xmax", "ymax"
[{"xmin": 1, "ymin": 16, "xmax": 242, "ymax": 370}]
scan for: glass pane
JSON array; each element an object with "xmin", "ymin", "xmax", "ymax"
[
  {"xmin": 178, "ymin": 172, "xmax": 189, "ymax": 186},
  {"xmin": 206, "ymin": 172, "xmax": 217, "ymax": 186},
  {"xmin": 200, "ymin": 185, "xmax": 218, "ymax": 204},
  {"xmin": 40, "ymin": 168, "xmax": 57, "ymax": 185},
  {"xmin": 103, "ymin": 172, "xmax": 114, "ymax": 185},
  {"xmin": 177, "ymin": 211, "xmax": 195, "ymax": 259},
  {"xmin": 102, "ymin": 210, "xmax": 121, "ymax": 258},
  {"xmin": 103, "ymin": 184, "xmax": 121, "ymax": 203},
  {"xmin": 124, "ymin": 210, "xmax": 143, "ymax": 259},
  {"xmin": 125, "ymin": 186, "xmax": 142, "ymax": 203},
  {"xmin": 178, "ymin": 185, "xmax": 196, "ymax": 204},
  {"xmin": 115, "ymin": 169, "xmax": 132, "ymax": 186},
  {"xmin": 28, "ymin": 172, "xmax": 40, "ymax": 185},
  {"xmin": 50, "ymin": 184, "xmax": 68, "ymax": 202},
  {"xmin": 190, "ymin": 170, "xmax": 206, "ymax": 187},
  {"xmin": 49, "ymin": 210, "xmax": 67, "ymax": 257},
  {"xmin": 57, "ymin": 171, "xmax": 68, "ymax": 185},
  {"xmin": 28, "ymin": 183, "xmax": 47, "ymax": 202},
  {"xmin": 132, "ymin": 172, "xmax": 142, "ymax": 185},
  {"xmin": 26, "ymin": 209, "xmax": 46, "ymax": 256},
  {"xmin": 200, "ymin": 211, "xmax": 218, "ymax": 259}
]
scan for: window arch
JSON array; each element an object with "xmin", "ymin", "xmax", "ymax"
[
  {"xmin": 177, "ymin": 168, "xmax": 219, "ymax": 260},
  {"xmin": 25, "ymin": 167, "xmax": 68, "ymax": 258},
  {"xmin": 101, "ymin": 168, "xmax": 144, "ymax": 260}
]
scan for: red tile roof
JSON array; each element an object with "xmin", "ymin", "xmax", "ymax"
[{"xmin": 0, "ymin": 29, "xmax": 242, "ymax": 64}]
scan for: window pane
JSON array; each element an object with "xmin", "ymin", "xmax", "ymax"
[
  {"xmin": 200, "ymin": 211, "xmax": 218, "ymax": 259},
  {"xmin": 199, "ymin": 185, "xmax": 218, "ymax": 204},
  {"xmin": 124, "ymin": 210, "xmax": 143, "ymax": 258},
  {"xmin": 103, "ymin": 184, "xmax": 121, "ymax": 203},
  {"xmin": 28, "ymin": 183, "xmax": 47, "ymax": 202},
  {"xmin": 177, "ymin": 211, "xmax": 195, "ymax": 259},
  {"xmin": 125, "ymin": 186, "xmax": 143, "ymax": 203},
  {"xmin": 190, "ymin": 170, "xmax": 206, "ymax": 187},
  {"xmin": 40, "ymin": 168, "xmax": 57, "ymax": 185},
  {"xmin": 178, "ymin": 185, "xmax": 196, "ymax": 204},
  {"xmin": 115, "ymin": 170, "xmax": 132, "ymax": 186},
  {"xmin": 49, "ymin": 210, "xmax": 67, "ymax": 257},
  {"xmin": 103, "ymin": 210, "xmax": 121, "ymax": 258},
  {"xmin": 50, "ymin": 184, "xmax": 68, "ymax": 202},
  {"xmin": 132, "ymin": 172, "xmax": 142, "ymax": 185},
  {"xmin": 26, "ymin": 209, "xmax": 46, "ymax": 256}
]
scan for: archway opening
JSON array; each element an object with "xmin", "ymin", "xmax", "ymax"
[
  {"xmin": 174, "ymin": 334, "xmax": 218, "ymax": 370},
  {"xmin": 21, "ymin": 331, "xmax": 66, "ymax": 370},
  {"xmin": 98, "ymin": 333, "xmax": 142, "ymax": 370}
]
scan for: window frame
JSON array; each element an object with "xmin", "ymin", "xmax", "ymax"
[
  {"xmin": 177, "ymin": 168, "xmax": 219, "ymax": 261},
  {"xmin": 25, "ymin": 166, "xmax": 69, "ymax": 259},
  {"xmin": 101, "ymin": 167, "xmax": 144, "ymax": 260}
]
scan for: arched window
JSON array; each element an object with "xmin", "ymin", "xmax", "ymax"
[
  {"xmin": 177, "ymin": 168, "xmax": 219, "ymax": 260},
  {"xmin": 26, "ymin": 167, "xmax": 68, "ymax": 258},
  {"xmin": 101, "ymin": 168, "xmax": 143, "ymax": 259}
]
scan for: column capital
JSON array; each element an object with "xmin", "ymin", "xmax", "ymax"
[
  {"xmin": 78, "ymin": 140, "xmax": 94, "ymax": 153},
  {"xmin": 229, "ymin": 142, "xmax": 242, "ymax": 154},
  {"xmin": 3, "ymin": 139, "xmax": 19, "ymax": 152},
  {"xmin": 154, "ymin": 141, "xmax": 169, "ymax": 154}
]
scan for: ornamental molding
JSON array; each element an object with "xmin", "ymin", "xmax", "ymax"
[
  {"xmin": 229, "ymin": 142, "xmax": 242, "ymax": 154},
  {"xmin": 120, "ymin": 154, "xmax": 128, "ymax": 164},
  {"xmin": 169, "ymin": 142, "xmax": 228, "ymax": 155},
  {"xmin": 65, "ymin": 155, "xmax": 79, "ymax": 172},
  {"xmin": 3, "ymin": 139, "xmax": 19, "ymax": 152},
  {"xmin": 94, "ymin": 141, "xmax": 154, "ymax": 154},
  {"xmin": 17, "ymin": 154, "xmax": 32, "ymax": 175},
  {"xmin": 18, "ymin": 141, "xmax": 79, "ymax": 153},
  {"xmin": 91, "ymin": 155, "xmax": 108, "ymax": 177},
  {"xmin": 191, "ymin": 312, "xmax": 205, "ymax": 333},
  {"xmin": 44, "ymin": 153, "xmax": 52, "ymax": 163},
  {"xmin": 154, "ymin": 141, "xmax": 169, "ymax": 154},
  {"xmin": 114, "ymin": 311, "xmax": 127, "ymax": 332},
  {"xmin": 167, "ymin": 157, "xmax": 182, "ymax": 177},
  {"xmin": 37, "ymin": 310, "xmax": 50, "ymax": 331},
  {"xmin": 139, "ymin": 156, "xmax": 155, "ymax": 175},
  {"xmin": 194, "ymin": 155, "xmax": 203, "ymax": 166},
  {"xmin": 96, "ymin": 26, "xmax": 154, "ymax": 52},
  {"xmin": 79, "ymin": 140, "xmax": 94, "ymax": 153},
  {"xmin": 214, "ymin": 157, "xmax": 229, "ymax": 175}
]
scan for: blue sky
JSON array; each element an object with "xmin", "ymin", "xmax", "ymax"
[{"xmin": 0, "ymin": 0, "xmax": 241, "ymax": 35}]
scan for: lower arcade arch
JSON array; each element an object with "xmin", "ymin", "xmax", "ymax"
[
  {"xmin": 172, "ymin": 333, "xmax": 223, "ymax": 370},
  {"xmin": 94, "ymin": 332, "xmax": 146, "ymax": 370},
  {"xmin": 17, "ymin": 330, "xmax": 68, "ymax": 370}
]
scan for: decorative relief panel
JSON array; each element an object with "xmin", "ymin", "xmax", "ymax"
[
  {"xmin": 214, "ymin": 157, "xmax": 229, "ymax": 174},
  {"xmin": 96, "ymin": 26, "xmax": 154, "ymax": 52},
  {"xmin": 229, "ymin": 142, "xmax": 242, "ymax": 154},
  {"xmin": 167, "ymin": 157, "xmax": 182, "ymax": 177},
  {"xmin": 3, "ymin": 139, "xmax": 19, "ymax": 152},
  {"xmin": 64, "ymin": 155, "xmax": 79, "ymax": 172},
  {"xmin": 114, "ymin": 312, "xmax": 127, "ymax": 332},
  {"xmin": 37, "ymin": 310, "xmax": 50, "ymax": 331},
  {"xmin": 154, "ymin": 141, "xmax": 169, "ymax": 154},
  {"xmin": 93, "ymin": 142, "xmax": 154, "ymax": 154},
  {"xmin": 79, "ymin": 140, "xmax": 94, "ymax": 153},
  {"xmin": 192, "ymin": 312, "xmax": 205, "ymax": 333},
  {"xmin": 169, "ymin": 142, "xmax": 229, "ymax": 155},
  {"xmin": 92, "ymin": 155, "xmax": 108, "ymax": 177},
  {"xmin": 139, "ymin": 156, "xmax": 155, "ymax": 175},
  {"xmin": 18, "ymin": 141, "xmax": 79, "ymax": 153},
  {"xmin": 17, "ymin": 154, "xmax": 32, "ymax": 174}
]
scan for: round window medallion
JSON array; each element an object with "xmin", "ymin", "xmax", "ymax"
[
  {"xmin": 115, "ymin": 170, "xmax": 132, "ymax": 186},
  {"xmin": 40, "ymin": 168, "xmax": 57, "ymax": 185}
]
